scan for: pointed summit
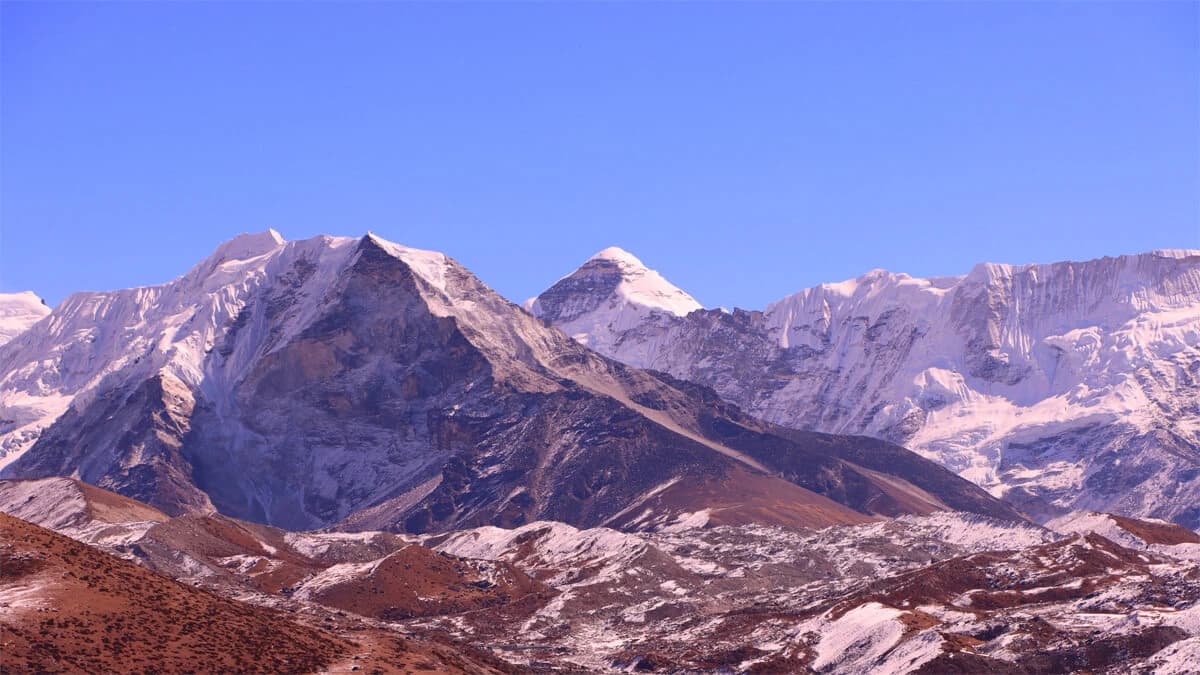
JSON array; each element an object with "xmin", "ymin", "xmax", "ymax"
[
  {"xmin": 359, "ymin": 232, "xmax": 450, "ymax": 293},
  {"xmin": 587, "ymin": 246, "xmax": 647, "ymax": 268},
  {"xmin": 207, "ymin": 229, "xmax": 286, "ymax": 266},
  {"xmin": 0, "ymin": 291, "xmax": 52, "ymax": 346},
  {"xmin": 577, "ymin": 246, "xmax": 701, "ymax": 316},
  {"xmin": 528, "ymin": 247, "xmax": 701, "ymax": 350}
]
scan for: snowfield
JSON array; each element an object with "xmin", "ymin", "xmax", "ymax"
[{"xmin": 532, "ymin": 248, "xmax": 1200, "ymax": 527}]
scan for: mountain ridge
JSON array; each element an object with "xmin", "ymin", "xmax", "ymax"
[
  {"xmin": 0, "ymin": 231, "xmax": 1019, "ymax": 534},
  {"xmin": 531, "ymin": 246, "xmax": 1200, "ymax": 526}
]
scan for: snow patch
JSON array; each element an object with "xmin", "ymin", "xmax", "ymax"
[{"xmin": 802, "ymin": 602, "xmax": 941, "ymax": 674}]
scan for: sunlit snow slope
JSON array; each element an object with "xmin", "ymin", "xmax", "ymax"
[
  {"xmin": 532, "ymin": 249, "xmax": 1200, "ymax": 526},
  {"xmin": 0, "ymin": 292, "xmax": 50, "ymax": 347},
  {"xmin": 524, "ymin": 246, "xmax": 701, "ymax": 356}
]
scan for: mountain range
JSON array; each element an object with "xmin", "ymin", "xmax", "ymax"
[
  {"xmin": 529, "ymin": 246, "xmax": 1200, "ymax": 527},
  {"xmin": 2, "ymin": 230, "xmax": 1198, "ymax": 673},
  {"xmin": 0, "ymin": 231, "xmax": 1016, "ymax": 534}
]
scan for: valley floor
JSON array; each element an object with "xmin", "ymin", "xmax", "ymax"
[{"xmin": 3, "ymin": 478, "xmax": 1200, "ymax": 674}]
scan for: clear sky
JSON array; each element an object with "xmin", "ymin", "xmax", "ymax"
[{"xmin": 2, "ymin": 1, "xmax": 1196, "ymax": 309}]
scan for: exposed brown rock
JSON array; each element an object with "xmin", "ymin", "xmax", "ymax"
[
  {"xmin": 300, "ymin": 544, "xmax": 552, "ymax": 620},
  {"xmin": 1110, "ymin": 513, "xmax": 1200, "ymax": 545}
]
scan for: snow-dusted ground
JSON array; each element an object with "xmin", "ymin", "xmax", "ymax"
[
  {"xmin": 0, "ymin": 476, "xmax": 167, "ymax": 548},
  {"xmin": 292, "ymin": 558, "xmax": 386, "ymax": 600},
  {"xmin": 5, "ymin": 474, "xmax": 1200, "ymax": 673},
  {"xmin": 434, "ymin": 520, "xmax": 650, "ymax": 587},
  {"xmin": 1138, "ymin": 637, "xmax": 1200, "ymax": 674},
  {"xmin": 1047, "ymin": 511, "xmax": 1153, "ymax": 549},
  {"xmin": 0, "ymin": 574, "xmax": 55, "ymax": 615},
  {"xmin": 422, "ymin": 511, "xmax": 1200, "ymax": 671},
  {"xmin": 800, "ymin": 602, "xmax": 939, "ymax": 675}
]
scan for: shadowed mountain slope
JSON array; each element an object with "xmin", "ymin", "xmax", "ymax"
[{"xmin": 1, "ymin": 233, "xmax": 1020, "ymax": 533}]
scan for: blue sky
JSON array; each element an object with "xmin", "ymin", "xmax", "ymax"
[{"xmin": 2, "ymin": 1, "xmax": 1196, "ymax": 309}]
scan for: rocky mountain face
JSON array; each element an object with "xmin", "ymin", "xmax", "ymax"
[
  {"xmin": 530, "ymin": 248, "xmax": 1200, "ymax": 527},
  {"xmin": 0, "ymin": 231, "xmax": 1016, "ymax": 533},
  {"xmin": 5, "ymin": 477, "xmax": 1199, "ymax": 673}
]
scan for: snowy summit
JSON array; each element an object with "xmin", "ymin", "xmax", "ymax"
[
  {"xmin": 0, "ymin": 291, "xmax": 51, "ymax": 347},
  {"xmin": 527, "ymin": 246, "xmax": 701, "ymax": 352}
]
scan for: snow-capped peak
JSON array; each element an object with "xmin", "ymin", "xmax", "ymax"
[
  {"xmin": 210, "ymin": 228, "xmax": 286, "ymax": 263},
  {"xmin": 0, "ymin": 291, "xmax": 51, "ymax": 347},
  {"xmin": 546, "ymin": 246, "xmax": 701, "ymax": 316},
  {"xmin": 588, "ymin": 247, "xmax": 702, "ymax": 318},
  {"xmin": 527, "ymin": 247, "xmax": 702, "ymax": 352},
  {"xmin": 587, "ymin": 245, "xmax": 647, "ymax": 267},
  {"xmin": 531, "ymin": 245, "xmax": 1200, "ymax": 526},
  {"xmin": 363, "ymin": 232, "xmax": 449, "ymax": 293}
]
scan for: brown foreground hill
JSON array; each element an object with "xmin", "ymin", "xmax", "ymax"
[{"xmin": 0, "ymin": 512, "xmax": 513, "ymax": 674}]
